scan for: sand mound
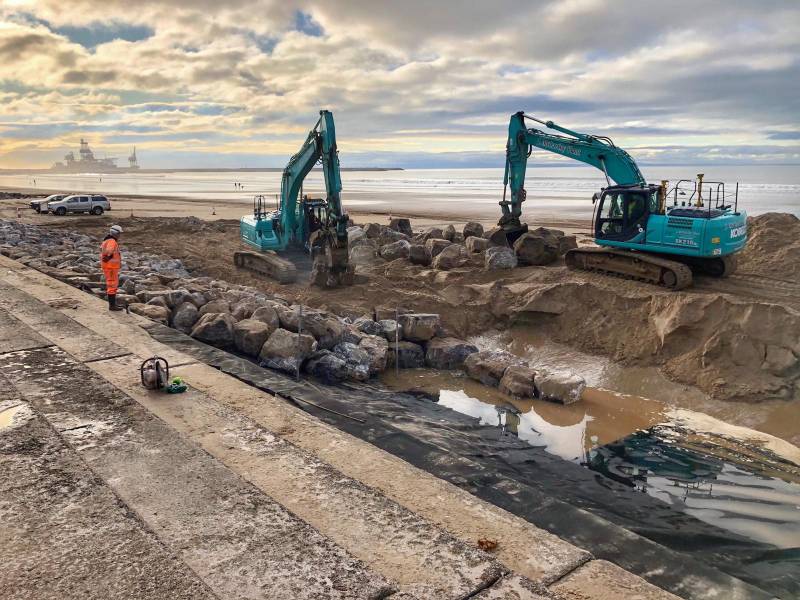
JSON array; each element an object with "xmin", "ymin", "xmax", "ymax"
[
  {"xmin": 738, "ymin": 212, "xmax": 800, "ymax": 281},
  {"xmin": 457, "ymin": 277, "xmax": 800, "ymax": 402}
]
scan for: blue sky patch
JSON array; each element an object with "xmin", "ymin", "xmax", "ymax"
[{"xmin": 293, "ymin": 11, "xmax": 324, "ymax": 37}]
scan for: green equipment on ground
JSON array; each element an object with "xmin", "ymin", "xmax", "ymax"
[
  {"xmin": 166, "ymin": 377, "xmax": 187, "ymax": 394},
  {"xmin": 140, "ymin": 356, "xmax": 169, "ymax": 390},
  {"xmin": 235, "ymin": 110, "xmax": 353, "ymax": 287},
  {"xmin": 501, "ymin": 112, "xmax": 748, "ymax": 289}
]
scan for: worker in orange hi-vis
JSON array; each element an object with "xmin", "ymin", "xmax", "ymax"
[{"xmin": 100, "ymin": 225, "xmax": 124, "ymax": 311}]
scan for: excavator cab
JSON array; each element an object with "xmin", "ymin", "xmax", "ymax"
[{"xmin": 594, "ymin": 184, "xmax": 659, "ymax": 243}]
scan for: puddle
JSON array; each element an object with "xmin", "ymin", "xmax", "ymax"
[
  {"xmin": 0, "ymin": 403, "xmax": 27, "ymax": 430},
  {"xmin": 380, "ymin": 369, "xmax": 800, "ymax": 549}
]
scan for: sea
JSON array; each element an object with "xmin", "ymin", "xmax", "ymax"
[{"xmin": 3, "ymin": 165, "xmax": 798, "ymax": 220}]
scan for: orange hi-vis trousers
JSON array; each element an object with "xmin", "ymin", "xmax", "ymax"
[{"xmin": 102, "ymin": 266, "xmax": 120, "ymax": 295}]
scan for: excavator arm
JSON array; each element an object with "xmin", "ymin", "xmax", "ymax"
[
  {"xmin": 502, "ymin": 111, "xmax": 645, "ymax": 234},
  {"xmin": 280, "ymin": 109, "xmax": 348, "ymax": 244}
]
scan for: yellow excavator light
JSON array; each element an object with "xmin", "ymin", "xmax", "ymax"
[{"xmin": 711, "ymin": 236, "xmax": 720, "ymax": 244}]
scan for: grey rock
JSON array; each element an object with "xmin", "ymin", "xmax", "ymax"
[
  {"xmin": 398, "ymin": 313, "xmax": 440, "ymax": 342},
  {"xmin": 485, "ymin": 246, "xmax": 517, "ymax": 270},
  {"xmin": 419, "ymin": 227, "xmax": 444, "ymax": 242},
  {"xmin": 355, "ymin": 317, "xmax": 384, "ymax": 337},
  {"xmin": 465, "ymin": 236, "xmax": 489, "ymax": 253},
  {"xmin": 199, "ymin": 299, "xmax": 230, "ymax": 316},
  {"xmin": 559, "ymin": 235, "xmax": 578, "ymax": 254},
  {"xmin": 304, "ymin": 350, "xmax": 348, "ymax": 383},
  {"xmin": 379, "ymin": 319, "xmax": 399, "ymax": 341},
  {"xmin": 443, "ymin": 224, "xmax": 456, "ymax": 241},
  {"xmin": 364, "ymin": 222, "xmax": 382, "ymax": 238},
  {"xmin": 499, "ymin": 366, "xmax": 537, "ymax": 398},
  {"xmin": 251, "ymin": 305, "xmax": 280, "ymax": 330},
  {"xmin": 432, "ymin": 244, "xmax": 467, "ymax": 270},
  {"xmin": 535, "ymin": 367, "xmax": 586, "ymax": 405},
  {"xmin": 463, "ymin": 221, "xmax": 484, "ymax": 239},
  {"xmin": 389, "ymin": 218, "xmax": 413, "ymax": 237},
  {"xmin": 259, "ymin": 328, "xmax": 317, "ymax": 361},
  {"xmin": 424, "ymin": 238, "xmax": 451, "ymax": 260},
  {"xmin": 233, "ymin": 319, "xmax": 273, "ymax": 357},
  {"xmin": 128, "ymin": 303, "xmax": 171, "ymax": 325},
  {"xmin": 359, "ymin": 335, "xmax": 389, "ymax": 374},
  {"xmin": 513, "ymin": 232, "xmax": 560, "ymax": 266},
  {"xmin": 172, "ymin": 302, "xmax": 200, "ymax": 334},
  {"xmin": 190, "ymin": 313, "xmax": 237, "ymax": 349},
  {"xmin": 231, "ymin": 299, "xmax": 258, "ymax": 321},
  {"xmin": 408, "ymin": 244, "xmax": 430, "ymax": 266},
  {"xmin": 464, "ymin": 349, "xmax": 525, "ymax": 387},
  {"xmin": 387, "ymin": 341, "xmax": 425, "ymax": 369},
  {"xmin": 332, "ymin": 342, "xmax": 372, "ymax": 381},
  {"xmin": 379, "ymin": 239, "xmax": 411, "ymax": 261},
  {"xmin": 350, "ymin": 243, "xmax": 382, "ymax": 266},
  {"xmin": 425, "ymin": 337, "xmax": 478, "ymax": 370},
  {"xmin": 484, "ymin": 227, "xmax": 510, "ymax": 248}
]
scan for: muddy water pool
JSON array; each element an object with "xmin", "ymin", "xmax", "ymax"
[{"xmin": 380, "ymin": 332, "xmax": 800, "ymax": 549}]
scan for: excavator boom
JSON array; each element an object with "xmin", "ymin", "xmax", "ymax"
[{"xmin": 236, "ymin": 110, "xmax": 352, "ymax": 286}]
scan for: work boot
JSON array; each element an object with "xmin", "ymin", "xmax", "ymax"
[{"xmin": 108, "ymin": 294, "xmax": 123, "ymax": 311}]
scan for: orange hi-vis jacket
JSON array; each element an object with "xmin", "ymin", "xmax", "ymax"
[{"xmin": 100, "ymin": 236, "xmax": 121, "ymax": 269}]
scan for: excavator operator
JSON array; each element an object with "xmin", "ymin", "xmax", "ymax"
[{"xmin": 100, "ymin": 224, "xmax": 124, "ymax": 311}]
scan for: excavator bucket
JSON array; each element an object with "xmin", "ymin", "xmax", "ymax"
[{"xmin": 310, "ymin": 238, "xmax": 354, "ymax": 288}]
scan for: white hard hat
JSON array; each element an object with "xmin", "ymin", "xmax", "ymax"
[{"xmin": 110, "ymin": 224, "xmax": 123, "ymax": 235}]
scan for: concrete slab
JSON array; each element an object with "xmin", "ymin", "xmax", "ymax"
[
  {"xmin": 473, "ymin": 575, "xmax": 555, "ymax": 599},
  {"xmin": 0, "ymin": 393, "xmax": 217, "ymax": 600},
  {"xmin": 94, "ymin": 353, "xmax": 505, "ymax": 599},
  {"xmin": 0, "ymin": 308, "xmax": 52, "ymax": 353},
  {"xmin": 551, "ymin": 560, "xmax": 681, "ymax": 600},
  {"xmin": 1, "ymin": 346, "xmax": 396, "ymax": 600}
]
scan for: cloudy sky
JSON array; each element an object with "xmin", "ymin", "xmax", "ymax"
[{"xmin": 0, "ymin": 0, "xmax": 798, "ymax": 169}]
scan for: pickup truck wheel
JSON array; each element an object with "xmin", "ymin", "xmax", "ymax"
[
  {"xmin": 92, "ymin": 206, "xmax": 104, "ymax": 215},
  {"xmin": 55, "ymin": 207, "xmax": 66, "ymax": 216}
]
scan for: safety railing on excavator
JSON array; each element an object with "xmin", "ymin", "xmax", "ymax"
[{"xmin": 668, "ymin": 179, "xmax": 739, "ymax": 215}]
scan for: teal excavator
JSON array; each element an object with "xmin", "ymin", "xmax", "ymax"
[
  {"xmin": 501, "ymin": 112, "xmax": 748, "ymax": 289},
  {"xmin": 234, "ymin": 110, "xmax": 353, "ymax": 286}
]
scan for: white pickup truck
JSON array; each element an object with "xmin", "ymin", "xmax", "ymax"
[
  {"xmin": 30, "ymin": 194, "xmax": 67, "ymax": 213},
  {"xmin": 48, "ymin": 194, "xmax": 111, "ymax": 216}
]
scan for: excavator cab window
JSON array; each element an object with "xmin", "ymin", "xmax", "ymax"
[{"xmin": 596, "ymin": 189, "xmax": 650, "ymax": 242}]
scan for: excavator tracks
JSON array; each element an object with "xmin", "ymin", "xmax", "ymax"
[
  {"xmin": 233, "ymin": 250, "xmax": 298, "ymax": 284},
  {"xmin": 565, "ymin": 247, "xmax": 693, "ymax": 290}
]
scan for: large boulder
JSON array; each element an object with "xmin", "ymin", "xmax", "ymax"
[
  {"xmin": 484, "ymin": 227, "xmax": 510, "ymax": 248},
  {"xmin": 387, "ymin": 341, "xmax": 425, "ymax": 369},
  {"xmin": 408, "ymin": 244, "xmax": 430, "ymax": 266},
  {"xmin": 364, "ymin": 222, "xmax": 382, "ymax": 238},
  {"xmin": 425, "ymin": 337, "xmax": 478, "ymax": 370},
  {"xmin": 359, "ymin": 335, "xmax": 389, "ymax": 374},
  {"xmin": 199, "ymin": 299, "xmax": 230, "ymax": 316},
  {"xmin": 250, "ymin": 305, "xmax": 280, "ymax": 331},
  {"xmin": 463, "ymin": 222, "xmax": 484, "ymax": 239},
  {"xmin": 398, "ymin": 313, "xmax": 441, "ymax": 342},
  {"xmin": 389, "ymin": 217, "xmax": 413, "ymax": 237},
  {"xmin": 443, "ymin": 224, "xmax": 456, "ymax": 241},
  {"xmin": 417, "ymin": 227, "xmax": 444, "ymax": 243},
  {"xmin": 559, "ymin": 236, "xmax": 578, "ymax": 254},
  {"xmin": 499, "ymin": 366, "xmax": 537, "ymax": 398},
  {"xmin": 535, "ymin": 367, "xmax": 585, "ymax": 405},
  {"xmin": 231, "ymin": 299, "xmax": 259, "ymax": 321},
  {"xmin": 380, "ymin": 240, "xmax": 411, "ymax": 261},
  {"xmin": 233, "ymin": 319, "xmax": 273, "ymax": 357},
  {"xmin": 302, "ymin": 313, "xmax": 346, "ymax": 349},
  {"xmin": 379, "ymin": 319, "xmax": 399, "ymax": 341},
  {"xmin": 354, "ymin": 316, "xmax": 384, "ymax": 337},
  {"xmin": 432, "ymin": 244, "xmax": 467, "ymax": 270},
  {"xmin": 190, "ymin": 313, "xmax": 236, "ymax": 349},
  {"xmin": 332, "ymin": 342, "xmax": 371, "ymax": 381},
  {"xmin": 347, "ymin": 226, "xmax": 366, "ymax": 246},
  {"xmin": 424, "ymin": 238, "xmax": 451, "ymax": 260},
  {"xmin": 259, "ymin": 328, "xmax": 317, "ymax": 362},
  {"xmin": 128, "ymin": 303, "xmax": 170, "ymax": 325},
  {"xmin": 304, "ymin": 350, "xmax": 349, "ymax": 383},
  {"xmin": 513, "ymin": 232, "xmax": 560, "ymax": 266},
  {"xmin": 464, "ymin": 349, "xmax": 525, "ymax": 387},
  {"xmin": 172, "ymin": 301, "xmax": 200, "ymax": 334},
  {"xmin": 465, "ymin": 236, "xmax": 489, "ymax": 254},
  {"xmin": 350, "ymin": 243, "xmax": 381, "ymax": 266},
  {"xmin": 378, "ymin": 228, "xmax": 409, "ymax": 247},
  {"xmin": 485, "ymin": 246, "xmax": 517, "ymax": 270}
]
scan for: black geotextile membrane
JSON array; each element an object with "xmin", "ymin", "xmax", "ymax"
[{"xmin": 143, "ymin": 322, "xmax": 797, "ymax": 599}]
